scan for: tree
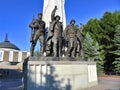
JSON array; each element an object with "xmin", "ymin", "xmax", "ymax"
[
  {"xmin": 83, "ymin": 32, "xmax": 99, "ymax": 60},
  {"xmin": 83, "ymin": 11, "xmax": 120, "ymax": 72},
  {"xmin": 83, "ymin": 18, "xmax": 104, "ymax": 42},
  {"xmin": 34, "ymin": 49, "xmax": 40, "ymax": 57},
  {"xmin": 83, "ymin": 32, "xmax": 95, "ymax": 61},
  {"xmin": 83, "ymin": 32, "xmax": 104, "ymax": 74},
  {"xmin": 94, "ymin": 42, "xmax": 104, "ymax": 75},
  {"xmin": 83, "ymin": 18, "xmax": 106, "ymax": 68},
  {"xmin": 112, "ymin": 25, "xmax": 120, "ymax": 72},
  {"xmin": 101, "ymin": 11, "xmax": 120, "ymax": 72}
]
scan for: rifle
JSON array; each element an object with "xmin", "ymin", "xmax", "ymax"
[{"xmin": 30, "ymin": 15, "xmax": 35, "ymax": 43}]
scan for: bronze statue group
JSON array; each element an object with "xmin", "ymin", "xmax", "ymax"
[{"xmin": 29, "ymin": 6, "xmax": 84, "ymax": 58}]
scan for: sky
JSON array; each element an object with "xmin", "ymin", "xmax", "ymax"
[{"xmin": 0, "ymin": 0, "xmax": 120, "ymax": 51}]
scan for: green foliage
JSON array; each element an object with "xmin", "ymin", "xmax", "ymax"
[
  {"xmin": 83, "ymin": 18, "xmax": 104, "ymax": 42},
  {"xmin": 83, "ymin": 11, "xmax": 120, "ymax": 73},
  {"xmin": 83, "ymin": 32, "xmax": 100, "ymax": 60},
  {"xmin": 83, "ymin": 32, "xmax": 102, "ymax": 60},
  {"xmin": 83, "ymin": 32, "xmax": 104, "ymax": 74},
  {"xmin": 112, "ymin": 25, "xmax": 120, "ymax": 72},
  {"xmin": 34, "ymin": 49, "xmax": 40, "ymax": 57},
  {"xmin": 83, "ymin": 32, "xmax": 96, "ymax": 60}
]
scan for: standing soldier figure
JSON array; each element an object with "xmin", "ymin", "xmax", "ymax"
[
  {"xmin": 46, "ymin": 6, "xmax": 63, "ymax": 57},
  {"xmin": 64, "ymin": 20, "xmax": 78, "ymax": 57},
  {"xmin": 29, "ymin": 13, "xmax": 46, "ymax": 56}
]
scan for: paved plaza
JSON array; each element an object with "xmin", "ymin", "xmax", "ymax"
[
  {"xmin": 81, "ymin": 77, "xmax": 120, "ymax": 90},
  {"xmin": 0, "ymin": 79, "xmax": 22, "ymax": 90},
  {"xmin": 0, "ymin": 77, "xmax": 120, "ymax": 90}
]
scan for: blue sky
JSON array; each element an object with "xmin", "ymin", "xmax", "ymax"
[{"xmin": 0, "ymin": 0, "xmax": 120, "ymax": 51}]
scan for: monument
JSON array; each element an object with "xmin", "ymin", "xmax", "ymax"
[
  {"xmin": 64, "ymin": 19, "xmax": 80, "ymax": 57},
  {"xmin": 23, "ymin": 1, "xmax": 98, "ymax": 90},
  {"xmin": 42, "ymin": 0, "xmax": 66, "ymax": 29},
  {"xmin": 29, "ymin": 13, "xmax": 46, "ymax": 56},
  {"xmin": 46, "ymin": 6, "xmax": 63, "ymax": 57}
]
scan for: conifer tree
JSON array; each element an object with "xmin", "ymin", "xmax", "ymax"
[
  {"xmin": 83, "ymin": 32, "xmax": 104, "ymax": 74},
  {"xmin": 112, "ymin": 25, "xmax": 120, "ymax": 72}
]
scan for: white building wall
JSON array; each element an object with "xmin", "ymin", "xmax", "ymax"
[{"xmin": 0, "ymin": 48, "xmax": 30, "ymax": 62}]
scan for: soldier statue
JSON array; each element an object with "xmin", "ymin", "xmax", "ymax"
[
  {"xmin": 64, "ymin": 20, "xmax": 78, "ymax": 57},
  {"xmin": 29, "ymin": 13, "xmax": 46, "ymax": 56},
  {"xmin": 75, "ymin": 24, "xmax": 84, "ymax": 57},
  {"xmin": 46, "ymin": 6, "xmax": 63, "ymax": 57}
]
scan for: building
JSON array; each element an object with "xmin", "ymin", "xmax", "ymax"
[{"xmin": 0, "ymin": 35, "xmax": 30, "ymax": 63}]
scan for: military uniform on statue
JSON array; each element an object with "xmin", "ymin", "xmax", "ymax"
[{"xmin": 46, "ymin": 6, "xmax": 63, "ymax": 57}]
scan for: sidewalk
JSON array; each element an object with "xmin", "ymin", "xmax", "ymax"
[
  {"xmin": 81, "ymin": 76, "xmax": 120, "ymax": 90},
  {"xmin": 0, "ymin": 79, "xmax": 22, "ymax": 90},
  {"xmin": 0, "ymin": 76, "xmax": 120, "ymax": 90}
]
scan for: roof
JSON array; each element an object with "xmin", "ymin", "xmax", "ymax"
[{"xmin": 0, "ymin": 34, "xmax": 20, "ymax": 50}]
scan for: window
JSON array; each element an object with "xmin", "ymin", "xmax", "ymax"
[
  {"xmin": 18, "ymin": 51, "xmax": 22, "ymax": 62},
  {"xmin": 0, "ymin": 51, "xmax": 4, "ymax": 61},
  {"xmin": 9, "ymin": 51, "xmax": 13, "ymax": 62}
]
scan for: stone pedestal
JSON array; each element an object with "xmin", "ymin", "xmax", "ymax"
[{"xmin": 23, "ymin": 57, "xmax": 98, "ymax": 90}]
